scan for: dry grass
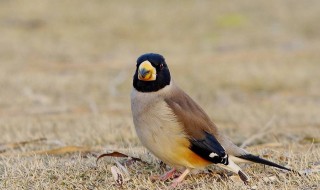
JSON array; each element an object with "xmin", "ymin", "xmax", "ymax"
[{"xmin": 0, "ymin": 0, "xmax": 320, "ymax": 189}]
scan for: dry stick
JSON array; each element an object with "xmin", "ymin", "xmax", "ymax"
[
  {"xmin": 87, "ymin": 98, "xmax": 99, "ymax": 115},
  {"xmin": 0, "ymin": 145, "xmax": 102, "ymax": 156},
  {"xmin": 0, "ymin": 138, "xmax": 47, "ymax": 153},
  {"xmin": 27, "ymin": 106, "xmax": 70, "ymax": 115},
  {"xmin": 246, "ymin": 142, "xmax": 283, "ymax": 149},
  {"xmin": 108, "ymin": 70, "xmax": 128, "ymax": 97},
  {"xmin": 240, "ymin": 116, "xmax": 276, "ymax": 148}
]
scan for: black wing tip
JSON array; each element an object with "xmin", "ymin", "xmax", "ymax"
[
  {"xmin": 189, "ymin": 131, "xmax": 230, "ymax": 165},
  {"xmin": 237, "ymin": 154, "xmax": 294, "ymax": 172}
]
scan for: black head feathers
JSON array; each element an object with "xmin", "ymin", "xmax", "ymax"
[{"xmin": 133, "ymin": 53, "xmax": 171, "ymax": 92}]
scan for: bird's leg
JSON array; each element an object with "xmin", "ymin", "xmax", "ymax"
[
  {"xmin": 150, "ymin": 168, "xmax": 176, "ymax": 181},
  {"xmin": 170, "ymin": 168, "xmax": 190, "ymax": 188}
]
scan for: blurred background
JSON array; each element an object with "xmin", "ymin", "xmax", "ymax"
[
  {"xmin": 1, "ymin": 1, "xmax": 320, "ymax": 189},
  {"xmin": 0, "ymin": 0, "xmax": 319, "ymax": 145}
]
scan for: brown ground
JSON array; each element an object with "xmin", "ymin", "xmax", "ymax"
[{"xmin": 0, "ymin": 0, "xmax": 319, "ymax": 189}]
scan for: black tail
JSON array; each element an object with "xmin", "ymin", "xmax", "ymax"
[{"xmin": 237, "ymin": 154, "xmax": 292, "ymax": 171}]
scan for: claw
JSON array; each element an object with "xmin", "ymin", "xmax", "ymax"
[
  {"xmin": 170, "ymin": 168, "xmax": 190, "ymax": 188},
  {"xmin": 150, "ymin": 168, "xmax": 176, "ymax": 181}
]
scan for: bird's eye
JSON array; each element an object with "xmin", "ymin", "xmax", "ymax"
[{"xmin": 159, "ymin": 64, "xmax": 164, "ymax": 70}]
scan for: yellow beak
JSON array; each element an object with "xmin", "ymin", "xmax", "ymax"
[{"xmin": 138, "ymin": 61, "xmax": 157, "ymax": 81}]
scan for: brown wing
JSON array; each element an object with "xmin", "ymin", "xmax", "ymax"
[
  {"xmin": 164, "ymin": 84, "xmax": 219, "ymax": 139},
  {"xmin": 164, "ymin": 84, "xmax": 294, "ymax": 171},
  {"xmin": 164, "ymin": 84, "xmax": 228, "ymax": 164}
]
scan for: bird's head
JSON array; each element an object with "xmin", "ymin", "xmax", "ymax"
[{"xmin": 133, "ymin": 53, "xmax": 171, "ymax": 92}]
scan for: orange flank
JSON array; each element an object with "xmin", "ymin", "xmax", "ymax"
[{"xmin": 178, "ymin": 147, "xmax": 212, "ymax": 169}]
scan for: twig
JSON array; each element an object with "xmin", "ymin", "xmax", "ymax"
[
  {"xmin": 240, "ymin": 115, "xmax": 276, "ymax": 148},
  {"xmin": 0, "ymin": 138, "xmax": 47, "ymax": 153},
  {"xmin": 108, "ymin": 70, "xmax": 128, "ymax": 96}
]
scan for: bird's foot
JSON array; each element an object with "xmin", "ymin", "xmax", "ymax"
[
  {"xmin": 169, "ymin": 168, "xmax": 190, "ymax": 188},
  {"xmin": 150, "ymin": 168, "xmax": 176, "ymax": 181},
  {"xmin": 170, "ymin": 180, "xmax": 180, "ymax": 188}
]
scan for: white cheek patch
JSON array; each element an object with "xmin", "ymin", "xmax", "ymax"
[{"xmin": 209, "ymin": 152, "xmax": 219, "ymax": 158}]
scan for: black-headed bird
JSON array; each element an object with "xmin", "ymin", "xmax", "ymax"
[{"xmin": 131, "ymin": 53, "xmax": 293, "ymax": 187}]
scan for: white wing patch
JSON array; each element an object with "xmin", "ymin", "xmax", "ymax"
[{"xmin": 209, "ymin": 152, "xmax": 219, "ymax": 158}]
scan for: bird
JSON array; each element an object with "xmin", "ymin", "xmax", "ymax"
[{"xmin": 130, "ymin": 53, "xmax": 293, "ymax": 187}]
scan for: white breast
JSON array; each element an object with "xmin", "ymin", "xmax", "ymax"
[{"xmin": 130, "ymin": 84, "xmax": 189, "ymax": 167}]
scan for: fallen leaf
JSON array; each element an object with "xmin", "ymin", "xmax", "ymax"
[
  {"xmin": 96, "ymin": 151, "xmax": 147, "ymax": 166},
  {"xmin": 115, "ymin": 161, "xmax": 130, "ymax": 178},
  {"xmin": 110, "ymin": 166, "xmax": 124, "ymax": 186}
]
